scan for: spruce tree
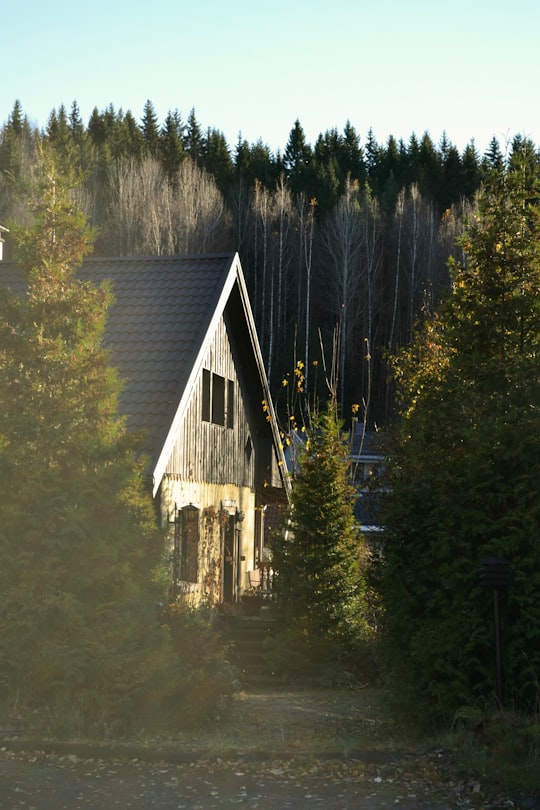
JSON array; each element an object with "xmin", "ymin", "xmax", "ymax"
[
  {"xmin": 273, "ymin": 400, "xmax": 369, "ymax": 679},
  {"xmin": 379, "ymin": 163, "xmax": 540, "ymax": 723},
  {"xmin": 0, "ymin": 159, "xmax": 175, "ymax": 728},
  {"xmin": 140, "ymin": 99, "xmax": 160, "ymax": 156}
]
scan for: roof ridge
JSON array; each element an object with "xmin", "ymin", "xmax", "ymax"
[{"xmin": 84, "ymin": 252, "xmax": 235, "ymax": 264}]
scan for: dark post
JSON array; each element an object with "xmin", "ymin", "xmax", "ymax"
[{"xmin": 479, "ymin": 557, "xmax": 511, "ymax": 705}]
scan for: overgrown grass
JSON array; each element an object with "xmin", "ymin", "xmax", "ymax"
[{"xmin": 447, "ymin": 707, "xmax": 540, "ymax": 794}]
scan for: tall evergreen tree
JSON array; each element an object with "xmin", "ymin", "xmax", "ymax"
[
  {"xmin": 483, "ymin": 135, "xmax": 505, "ymax": 171},
  {"xmin": 185, "ymin": 108, "xmax": 205, "ymax": 164},
  {"xmin": 283, "ymin": 119, "xmax": 313, "ymax": 195},
  {"xmin": 461, "ymin": 140, "xmax": 482, "ymax": 198},
  {"xmin": 160, "ymin": 109, "xmax": 185, "ymax": 179},
  {"xmin": 341, "ymin": 120, "xmax": 366, "ymax": 186},
  {"xmin": 272, "ymin": 400, "xmax": 369, "ymax": 677},
  {"xmin": 203, "ymin": 127, "xmax": 234, "ymax": 195},
  {"xmin": 0, "ymin": 159, "xmax": 175, "ymax": 728},
  {"xmin": 68, "ymin": 100, "xmax": 84, "ymax": 140},
  {"xmin": 140, "ymin": 99, "xmax": 160, "ymax": 156},
  {"xmin": 378, "ymin": 163, "xmax": 540, "ymax": 723},
  {"xmin": 0, "ymin": 100, "xmax": 36, "ymax": 186}
]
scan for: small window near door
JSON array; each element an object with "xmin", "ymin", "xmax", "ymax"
[{"xmin": 180, "ymin": 504, "xmax": 199, "ymax": 583}]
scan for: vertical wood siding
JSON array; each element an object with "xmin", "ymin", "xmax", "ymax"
[{"xmin": 165, "ymin": 315, "xmax": 256, "ymax": 487}]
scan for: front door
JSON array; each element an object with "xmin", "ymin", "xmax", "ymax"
[{"xmin": 222, "ymin": 515, "xmax": 236, "ymax": 602}]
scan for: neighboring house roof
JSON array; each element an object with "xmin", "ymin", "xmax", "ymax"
[
  {"xmin": 349, "ymin": 425, "xmax": 385, "ymax": 535},
  {"xmin": 1, "ymin": 252, "xmax": 288, "ymax": 499},
  {"xmin": 349, "ymin": 424, "xmax": 384, "ymax": 460}
]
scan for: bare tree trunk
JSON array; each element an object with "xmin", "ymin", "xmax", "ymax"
[
  {"xmin": 321, "ymin": 178, "xmax": 363, "ymax": 409},
  {"xmin": 273, "ymin": 175, "xmax": 293, "ymax": 378},
  {"xmin": 253, "ymin": 181, "xmax": 270, "ymax": 361},
  {"xmin": 360, "ymin": 194, "xmax": 382, "ymax": 426},
  {"xmin": 389, "ymin": 188, "xmax": 405, "ymax": 351},
  {"xmin": 303, "ymin": 198, "xmax": 315, "ymax": 390}
]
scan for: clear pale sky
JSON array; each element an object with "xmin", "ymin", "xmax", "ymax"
[{"xmin": 3, "ymin": 0, "xmax": 539, "ymax": 155}]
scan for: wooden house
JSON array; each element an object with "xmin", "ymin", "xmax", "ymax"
[{"xmin": 4, "ymin": 252, "xmax": 290, "ymax": 607}]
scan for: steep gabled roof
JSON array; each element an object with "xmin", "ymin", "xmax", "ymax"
[
  {"xmin": 2, "ymin": 252, "xmax": 288, "ymax": 498},
  {"xmin": 79, "ymin": 253, "xmax": 234, "ymax": 472}
]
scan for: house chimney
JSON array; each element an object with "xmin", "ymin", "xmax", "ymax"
[{"xmin": 0, "ymin": 224, "xmax": 8, "ymax": 261}]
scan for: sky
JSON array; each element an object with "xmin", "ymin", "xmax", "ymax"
[{"xmin": 2, "ymin": 0, "xmax": 540, "ymax": 156}]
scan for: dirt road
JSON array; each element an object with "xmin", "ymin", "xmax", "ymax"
[
  {"xmin": 0, "ymin": 689, "xmax": 525, "ymax": 808},
  {"xmin": 0, "ymin": 749, "xmax": 467, "ymax": 809}
]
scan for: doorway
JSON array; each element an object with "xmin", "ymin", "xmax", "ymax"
[{"xmin": 222, "ymin": 514, "xmax": 236, "ymax": 602}]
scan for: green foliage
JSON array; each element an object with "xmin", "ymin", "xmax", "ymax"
[
  {"xmin": 378, "ymin": 163, "xmax": 540, "ymax": 725},
  {"xmin": 162, "ymin": 604, "xmax": 237, "ymax": 728},
  {"xmin": 0, "ymin": 158, "xmax": 178, "ymax": 732},
  {"xmin": 4, "ymin": 99, "xmax": 538, "ymax": 426},
  {"xmin": 272, "ymin": 402, "xmax": 373, "ymax": 682},
  {"xmin": 450, "ymin": 709, "xmax": 540, "ymax": 793}
]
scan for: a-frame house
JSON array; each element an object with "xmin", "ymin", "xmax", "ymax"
[{"xmin": 4, "ymin": 252, "xmax": 290, "ymax": 607}]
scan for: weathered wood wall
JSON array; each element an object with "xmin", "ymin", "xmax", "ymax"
[{"xmin": 165, "ymin": 314, "xmax": 260, "ymax": 487}]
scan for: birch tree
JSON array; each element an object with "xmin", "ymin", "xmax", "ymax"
[{"xmin": 321, "ymin": 178, "xmax": 363, "ymax": 407}]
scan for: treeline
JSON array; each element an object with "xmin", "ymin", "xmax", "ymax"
[{"xmin": 1, "ymin": 98, "xmax": 538, "ymax": 423}]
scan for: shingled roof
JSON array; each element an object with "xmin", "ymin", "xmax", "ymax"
[{"xmin": 79, "ymin": 253, "xmax": 235, "ymax": 462}]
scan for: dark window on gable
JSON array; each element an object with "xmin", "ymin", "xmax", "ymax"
[
  {"xmin": 202, "ymin": 369, "xmax": 211, "ymax": 422},
  {"xmin": 202, "ymin": 370, "xmax": 234, "ymax": 428},
  {"xmin": 227, "ymin": 379, "xmax": 235, "ymax": 429},
  {"xmin": 212, "ymin": 374, "xmax": 225, "ymax": 425}
]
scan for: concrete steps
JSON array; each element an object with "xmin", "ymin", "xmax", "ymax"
[{"xmin": 220, "ymin": 606, "xmax": 282, "ymax": 687}]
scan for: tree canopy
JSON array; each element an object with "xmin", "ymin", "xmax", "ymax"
[
  {"xmin": 271, "ymin": 394, "xmax": 373, "ymax": 682},
  {"xmin": 378, "ymin": 163, "xmax": 540, "ymax": 723},
  {"xmin": 1, "ymin": 100, "xmax": 539, "ymax": 427},
  {"xmin": 0, "ymin": 158, "xmax": 177, "ymax": 729}
]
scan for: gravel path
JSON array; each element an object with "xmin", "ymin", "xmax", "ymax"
[{"xmin": 0, "ymin": 749, "xmax": 459, "ymax": 809}]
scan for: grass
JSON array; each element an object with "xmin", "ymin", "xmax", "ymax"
[{"xmin": 446, "ymin": 708, "xmax": 540, "ymax": 794}]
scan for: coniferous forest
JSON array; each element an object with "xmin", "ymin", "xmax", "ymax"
[{"xmin": 1, "ymin": 98, "xmax": 538, "ymax": 424}]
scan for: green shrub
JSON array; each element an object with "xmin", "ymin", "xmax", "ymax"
[{"xmin": 160, "ymin": 604, "xmax": 238, "ymax": 729}]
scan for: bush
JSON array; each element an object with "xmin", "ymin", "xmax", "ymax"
[
  {"xmin": 265, "ymin": 621, "xmax": 379, "ymax": 688},
  {"xmin": 160, "ymin": 604, "xmax": 238, "ymax": 729}
]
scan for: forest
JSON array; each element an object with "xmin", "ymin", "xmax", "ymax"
[{"xmin": 1, "ymin": 98, "xmax": 538, "ymax": 424}]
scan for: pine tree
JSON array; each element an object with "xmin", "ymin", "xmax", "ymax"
[
  {"xmin": 0, "ymin": 158, "xmax": 175, "ymax": 728},
  {"xmin": 379, "ymin": 163, "xmax": 540, "ymax": 723},
  {"xmin": 283, "ymin": 119, "xmax": 313, "ymax": 195},
  {"xmin": 202, "ymin": 127, "xmax": 234, "ymax": 195},
  {"xmin": 185, "ymin": 108, "xmax": 205, "ymax": 164},
  {"xmin": 140, "ymin": 99, "xmax": 160, "ymax": 156},
  {"xmin": 0, "ymin": 100, "xmax": 36, "ymax": 187},
  {"xmin": 483, "ymin": 135, "xmax": 505, "ymax": 171},
  {"xmin": 272, "ymin": 400, "xmax": 369, "ymax": 678},
  {"xmin": 160, "ymin": 109, "xmax": 185, "ymax": 179}
]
